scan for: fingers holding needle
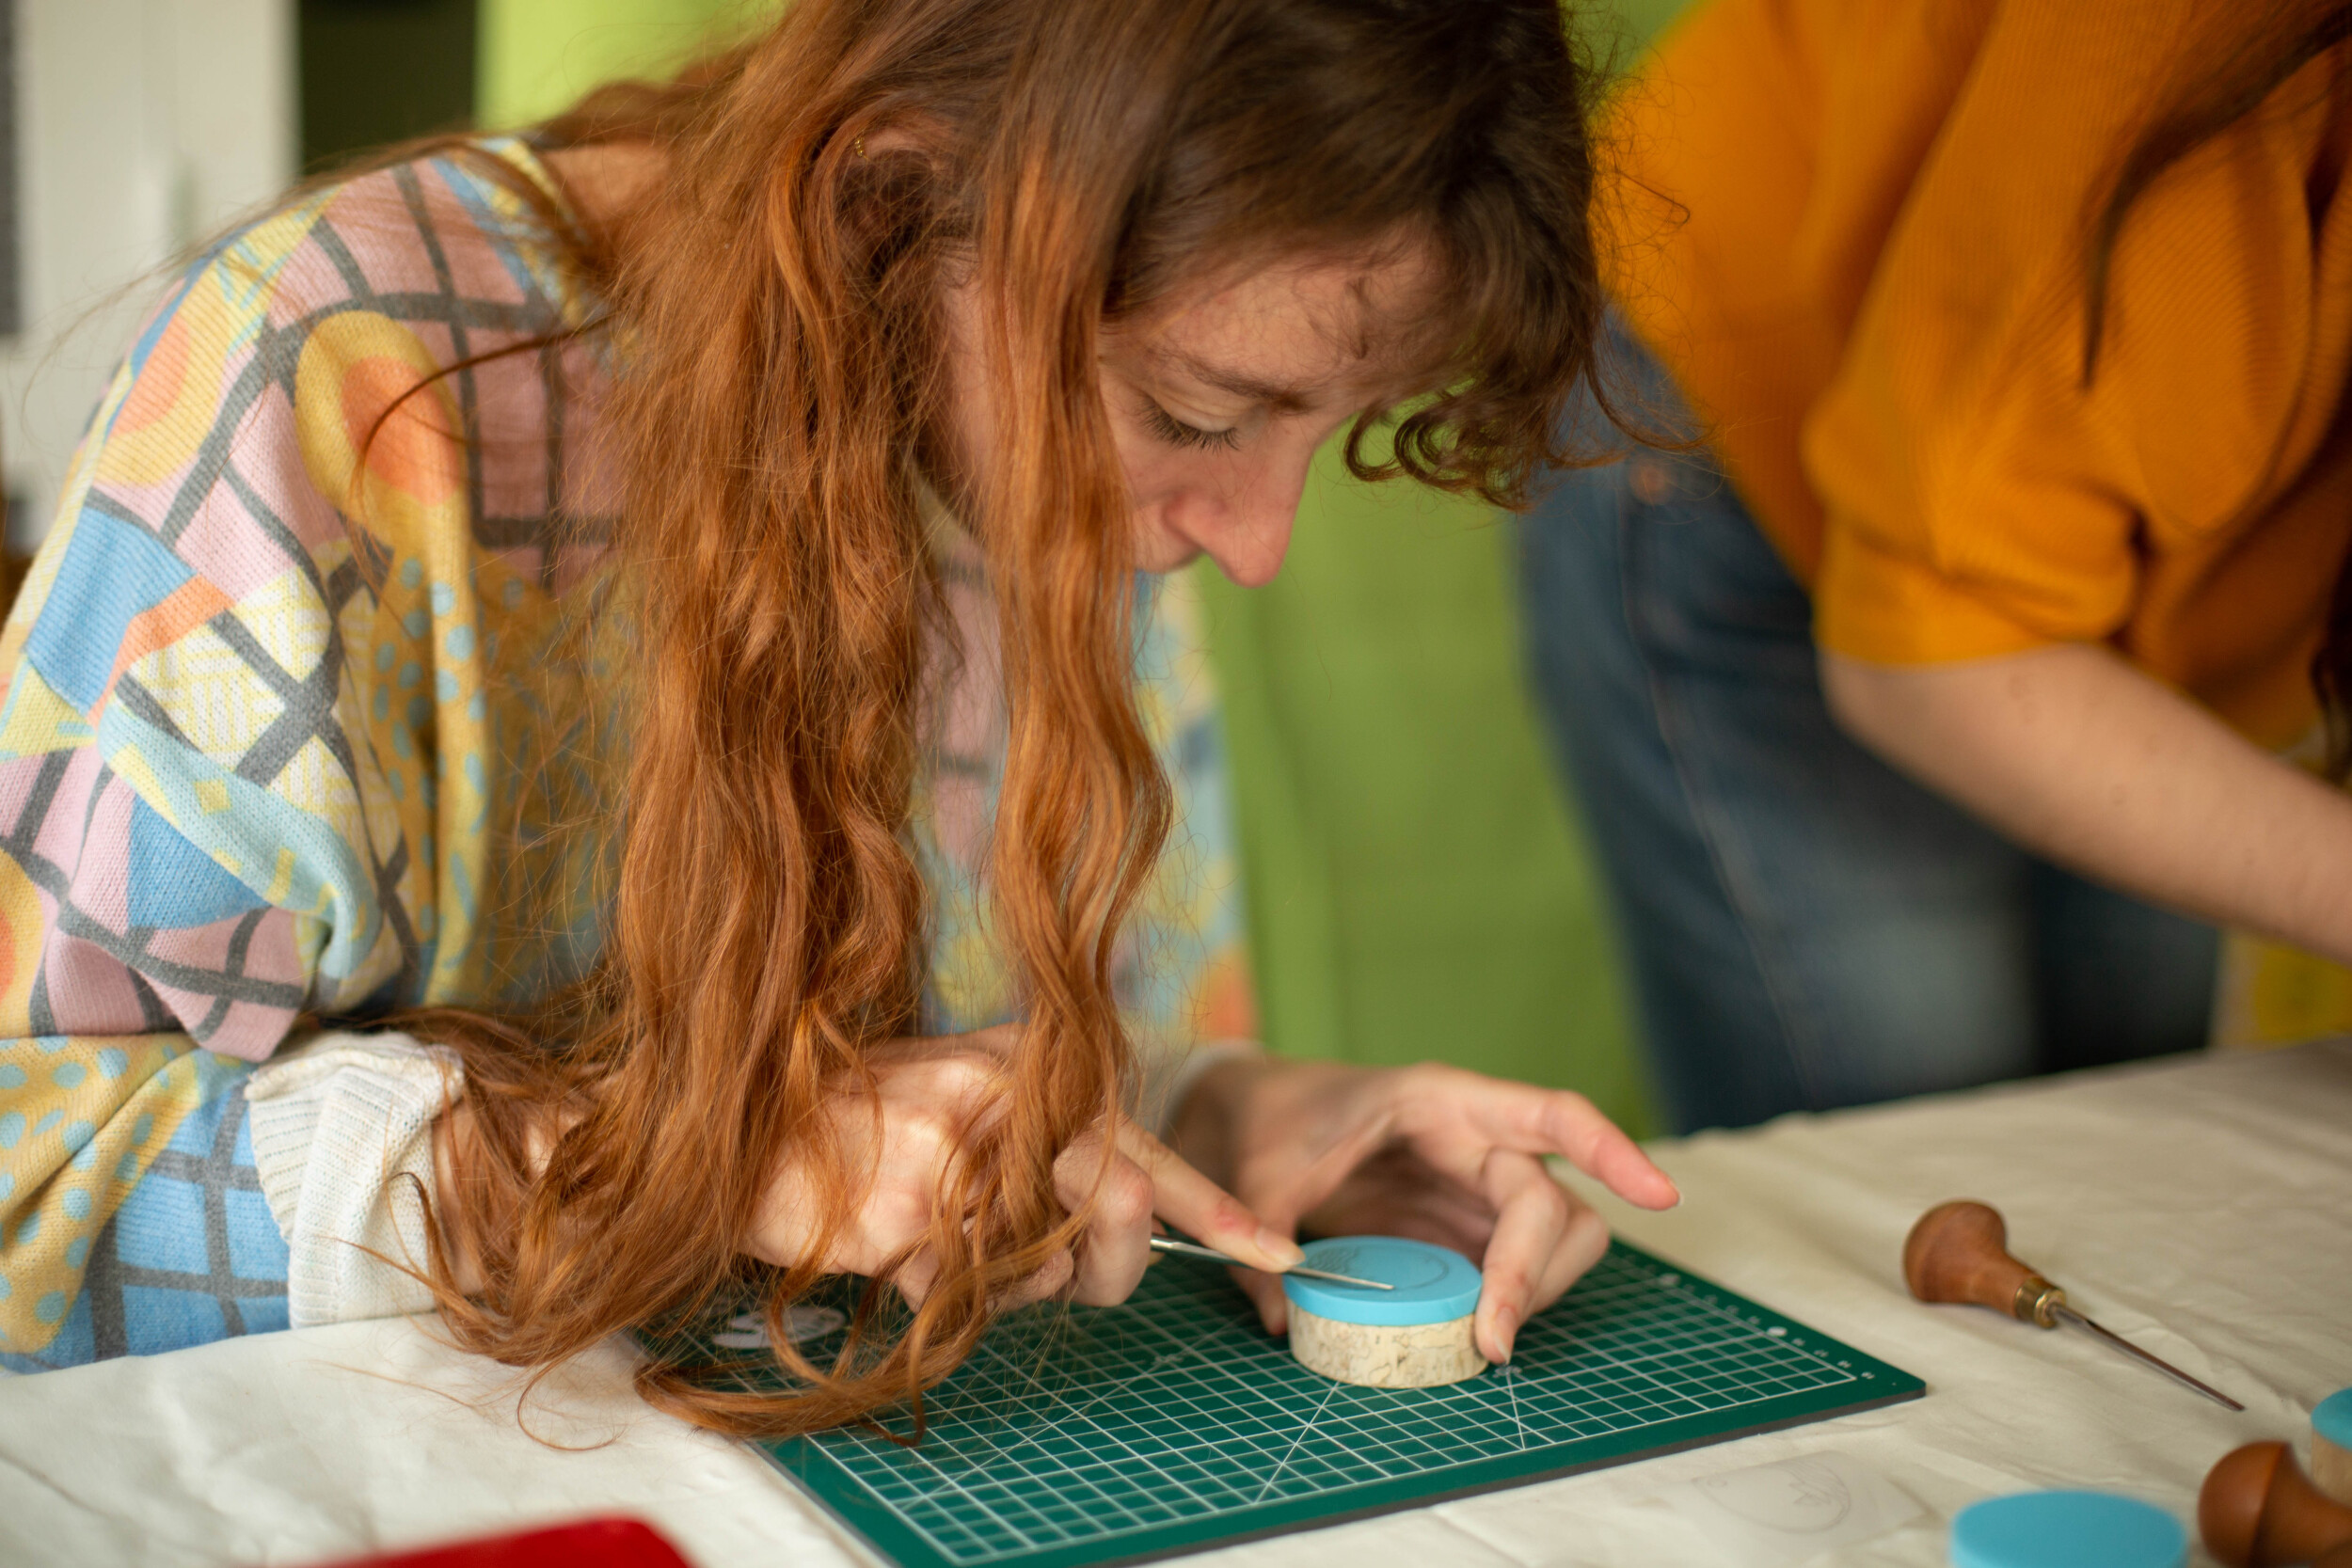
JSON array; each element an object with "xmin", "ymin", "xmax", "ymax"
[{"xmin": 1148, "ymin": 1234, "xmax": 1394, "ymax": 1290}]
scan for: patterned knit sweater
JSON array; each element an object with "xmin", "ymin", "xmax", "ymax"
[{"xmin": 0, "ymin": 140, "xmax": 1252, "ymax": 1370}]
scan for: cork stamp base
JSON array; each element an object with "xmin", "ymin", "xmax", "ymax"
[
  {"xmin": 2315, "ymin": 1433, "xmax": 2351, "ymax": 1507},
  {"xmin": 1289, "ymin": 1305, "xmax": 1486, "ymax": 1388},
  {"xmin": 2318, "ymin": 1388, "xmax": 2352, "ymax": 1507}
]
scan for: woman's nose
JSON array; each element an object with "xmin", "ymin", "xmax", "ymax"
[{"xmin": 1198, "ymin": 459, "xmax": 1311, "ymax": 587}]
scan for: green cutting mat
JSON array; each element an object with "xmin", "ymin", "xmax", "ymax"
[{"xmin": 673, "ymin": 1241, "xmax": 1923, "ymax": 1568}]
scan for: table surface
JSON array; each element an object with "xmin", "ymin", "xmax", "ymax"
[{"xmin": 2, "ymin": 1041, "xmax": 2345, "ymax": 1568}]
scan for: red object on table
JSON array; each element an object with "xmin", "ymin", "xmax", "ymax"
[{"xmin": 310, "ymin": 1517, "xmax": 693, "ymax": 1568}]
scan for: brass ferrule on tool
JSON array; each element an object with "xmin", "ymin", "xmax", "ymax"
[{"xmin": 2012, "ymin": 1274, "xmax": 2067, "ymax": 1328}]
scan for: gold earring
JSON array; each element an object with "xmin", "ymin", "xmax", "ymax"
[{"xmin": 853, "ymin": 135, "xmax": 868, "ymax": 159}]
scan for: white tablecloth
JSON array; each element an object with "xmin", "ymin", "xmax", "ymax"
[{"xmin": 3, "ymin": 1042, "xmax": 2346, "ymax": 1568}]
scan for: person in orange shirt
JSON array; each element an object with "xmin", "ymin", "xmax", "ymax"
[{"xmin": 1520, "ymin": 0, "xmax": 2352, "ymax": 1131}]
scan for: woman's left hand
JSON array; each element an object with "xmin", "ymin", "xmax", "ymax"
[{"xmin": 1167, "ymin": 1056, "xmax": 1678, "ymax": 1366}]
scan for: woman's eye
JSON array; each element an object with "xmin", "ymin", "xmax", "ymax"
[{"xmin": 1141, "ymin": 398, "xmax": 1241, "ymax": 452}]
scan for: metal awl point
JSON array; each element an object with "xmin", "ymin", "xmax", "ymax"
[
  {"xmin": 1149, "ymin": 1234, "xmax": 1394, "ymax": 1290},
  {"xmin": 2053, "ymin": 1304, "xmax": 2245, "ymax": 1412}
]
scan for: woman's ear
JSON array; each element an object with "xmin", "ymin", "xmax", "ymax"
[
  {"xmin": 850, "ymin": 122, "xmax": 946, "ymax": 163},
  {"xmin": 828, "ymin": 116, "xmax": 961, "ymax": 288}
]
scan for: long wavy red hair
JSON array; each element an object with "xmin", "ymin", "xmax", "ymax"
[{"xmin": 389, "ymin": 0, "xmax": 1623, "ymax": 1437}]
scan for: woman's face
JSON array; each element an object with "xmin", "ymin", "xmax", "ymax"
[{"xmin": 943, "ymin": 245, "xmax": 1438, "ymax": 587}]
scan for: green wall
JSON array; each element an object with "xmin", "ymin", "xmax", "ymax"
[
  {"xmin": 476, "ymin": 0, "xmax": 1688, "ymax": 1134},
  {"xmin": 482, "ymin": 0, "xmax": 759, "ymax": 126},
  {"xmin": 1600, "ymin": 0, "xmax": 1692, "ymax": 50},
  {"xmin": 1199, "ymin": 452, "xmax": 1645, "ymax": 1126}
]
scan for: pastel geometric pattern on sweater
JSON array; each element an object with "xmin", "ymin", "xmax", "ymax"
[
  {"xmin": 0, "ymin": 1071, "xmax": 285, "ymax": 1371},
  {"xmin": 0, "ymin": 143, "xmax": 610, "ymax": 1357},
  {"xmin": 0, "ymin": 1036, "xmax": 245, "ymax": 1355},
  {"xmin": 0, "ymin": 138, "xmax": 1252, "ymax": 1364}
]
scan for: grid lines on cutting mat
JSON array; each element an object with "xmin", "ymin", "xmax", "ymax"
[{"xmin": 784, "ymin": 1244, "xmax": 1880, "ymax": 1567}]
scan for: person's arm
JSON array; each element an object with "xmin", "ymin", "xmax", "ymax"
[
  {"xmin": 431, "ymin": 1024, "xmax": 1308, "ymax": 1314},
  {"xmin": 0, "ymin": 192, "xmax": 535, "ymax": 1362},
  {"xmin": 1820, "ymin": 642, "xmax": 2352, "ymax": 965}
]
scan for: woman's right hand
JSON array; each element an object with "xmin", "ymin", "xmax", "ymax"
[{"xmin": 746, "ymin": 1026, "xmax": 1303, "ymax": 1307}]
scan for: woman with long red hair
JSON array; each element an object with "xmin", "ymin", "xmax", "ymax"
[{"xmin": 0, "ymin": 0, "xmax": 1674, "ymax": 1432}]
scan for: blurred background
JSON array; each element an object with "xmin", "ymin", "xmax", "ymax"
[{"xmin": 1, "ymin": 0, "xmax": 1689, "ymax": 1133}]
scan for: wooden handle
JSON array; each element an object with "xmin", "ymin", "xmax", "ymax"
[
  {"xmin": 2201, "ymin": 1442, "xmax": 2352, "ymax": 1568},
  {"xmin": 1903, "ymin": 1200, "xmax": 2063, "ymax": 1325}
]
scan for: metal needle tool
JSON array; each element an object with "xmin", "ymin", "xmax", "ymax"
[
  {"xmin": 1903, "ymin": 1199, "xmax": 2244, "ymax": 1412},
  {"xmin": 1149, "ymin": 1234, "xmax": 1394, "ymax": 1290},
  {"xmin": 2052, "ymin": 1304, "xmax": 2244, "ymax": 1410}
]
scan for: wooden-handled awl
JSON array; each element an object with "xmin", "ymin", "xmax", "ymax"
[{"xmin": 1902, "ymin": 1199, "xmax": 2244, "ymax": 1412}]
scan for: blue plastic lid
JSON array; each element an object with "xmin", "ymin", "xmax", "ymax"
[
  {"xmin": 1949, "ymin": 1492, "xmax": 2185, "ymax": 1568},
  {"xmin": 2317, "ymin": 1387, "xmax": 2352, "ymax": 1448},
  {"xmin": 1281, "ymin": 1237, "xmax": 1482, "ymax": 1327}
]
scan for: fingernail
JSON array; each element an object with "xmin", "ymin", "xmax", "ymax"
[
  {"xmin": 1491, "ymin": 1307, "xmax": 1518, "ymax": 1365},
  {"xmin": 1256, "ymin": 1227, "xmax": 1305, "ymax": 1268}
]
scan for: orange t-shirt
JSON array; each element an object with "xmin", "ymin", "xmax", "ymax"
[{"xmin": 1605, "ymin": 0, "xmax": 2352, "ymax": 748}]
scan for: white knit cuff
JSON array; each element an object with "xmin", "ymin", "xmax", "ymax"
[
  {"xmin": 244, "ymin": 1031, "xmax": 465, "ymax": 1328},
  {"xmin": 1134, "ymin": 1036, "xmax": 1261, "ymax": 1139}
]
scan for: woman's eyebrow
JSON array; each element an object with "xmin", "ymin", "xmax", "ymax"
[{"xmin": 1152, "ymin": 347, "xmax": 1316, "ymax": 413}]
